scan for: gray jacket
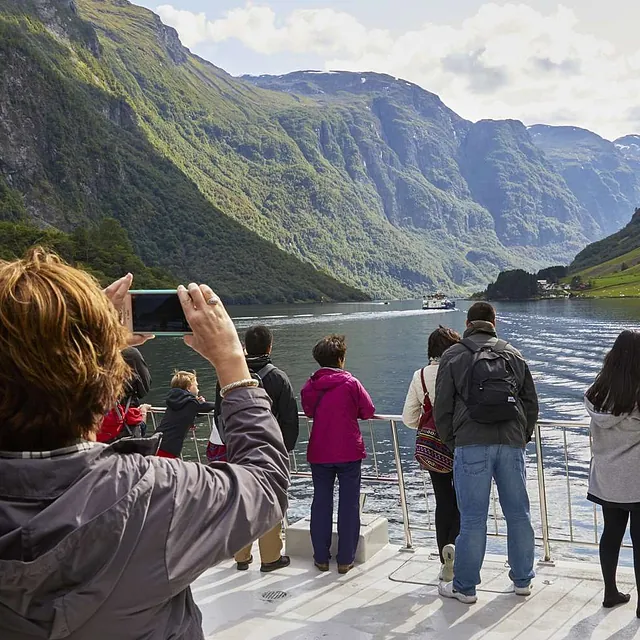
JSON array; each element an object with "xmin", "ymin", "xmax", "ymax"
[
  {"xmin": 0, "ymin": 388, "xmax": 289, "ymax": 640},
  {"xmin": 434, "ymin": 321, "xmax": 539, "ymax": 450},
  {"xmin": 587, "ymin": 398, "xmax": 640, "ymax": 504}
]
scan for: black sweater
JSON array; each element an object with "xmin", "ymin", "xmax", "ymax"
[{"xmin": 157, "ymin": 388, "xmax": 215, "ymax": 457}]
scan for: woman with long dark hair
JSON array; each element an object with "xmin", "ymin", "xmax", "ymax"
[
  {"xmin": 586, "ymin": 330, "xmax": 640, "ymax": 615},
  {"xmin": 402, "ymin": 325, "xmax": 461, "ymax": 582}
]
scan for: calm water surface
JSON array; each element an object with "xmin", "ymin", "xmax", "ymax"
[{"xmin": 139, "ymin": 298, "xmax": 640, "ymax": 553}]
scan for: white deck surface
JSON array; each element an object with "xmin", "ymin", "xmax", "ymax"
[{"xmin": 194, "ymin": 546, "xmax": 640, "ymax": 639}]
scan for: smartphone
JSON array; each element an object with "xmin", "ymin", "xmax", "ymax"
[{"xmin": 123, "ymin": 290, "xmax": 192, "ymax": 336}]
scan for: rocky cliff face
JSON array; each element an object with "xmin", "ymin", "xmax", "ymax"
[
  {"xmin": 528, "ymin": 125, "xmax": 640, "ymax": 237},
  {"xmin": 2, "ymin": 0, "xmax": 639, "ymax": 299}
]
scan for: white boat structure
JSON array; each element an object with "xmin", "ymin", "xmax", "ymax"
[
  {"xmin": 146, "ymin": 411, "xmax": 637, "ymax": 639},
  {"xmin": 422, "ymin": 293, "xmax": 456, "ymax": 310}
]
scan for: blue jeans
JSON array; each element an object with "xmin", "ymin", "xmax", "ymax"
[
  {"xmin": 453, "ymin": 445, "xmax": 535, "ymax": 596},
  {"xmin": 310, "ymin": 461, "xmax": 361, "ymax": 565}
]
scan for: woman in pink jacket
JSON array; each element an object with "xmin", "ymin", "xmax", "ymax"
[{"xmin": 301, "ymin": 335, "xmax": 375, "ymax": 574}]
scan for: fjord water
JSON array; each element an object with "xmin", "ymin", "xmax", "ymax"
[{"xmin": 139, "ymin": 299, "xmax": 640, "ymax": 551}]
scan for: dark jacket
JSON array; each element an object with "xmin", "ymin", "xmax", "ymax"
[
  {"xmin": 0, "ymin": 388, "xmax": 289, "ymax": 640},
  {"xmin": 158, "ymin": 389, "xmax": 216, "ymax": 457},
  {"xmin": 215, "ymin": 355, "xmax": 299, "ymax": 452},
  {"xmin": 121, "ymin": 347, "xmax": 151, "ymax": 406},
  {"xmin": 434, "ymin": 321, "xmax": 539, "ymax": 450}
]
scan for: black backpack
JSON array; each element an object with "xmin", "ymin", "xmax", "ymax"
[
  {"xmin": 461, "ymin": 338, "xmax": 520, "ymax": 423},
  {"xmin": 215, "ymin": 364, "xmax": 276, "ymax": 443}
]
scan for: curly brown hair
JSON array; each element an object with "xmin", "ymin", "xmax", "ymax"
[{"xmin": 0, "ymin": 248, "xmax": 130, "ymax": 451}]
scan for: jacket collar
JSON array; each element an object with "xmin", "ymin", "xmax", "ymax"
[{"xmin": 463, "ymin": 320, "xmax": 497, "ymax": 339}]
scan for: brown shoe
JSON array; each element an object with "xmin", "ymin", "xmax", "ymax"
[
  {"xmin": 260, "ymin": 556, "xmax": 291, "ymax": 573},
  {"xmin": 338, "ymin": 563, "xmax": 354, "ymax": 575},
  {"xmin": 236, "ymin": 555, "xmax": 253, "ymax": 571},
  {"xmin": 314, "ymin": 561, "xmax": 330, "ymax": 572}
]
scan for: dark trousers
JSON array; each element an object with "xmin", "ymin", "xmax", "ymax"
[
  {"xmin": 310, "ymin": 460, "xmax": 362, "ymax": 566},
  {"xmin": 600, "ymin": 506, "xmax": 640, "ymax": 603},
  {"xmin": 429, "ymin": 470, "xmax": 460, "ymax": 564}
]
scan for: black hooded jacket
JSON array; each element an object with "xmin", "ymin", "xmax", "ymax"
[
  {"xmin": 157, "ymin": 389, "xmax": 215, "ymax": 457},
  {"xmin": 215, "ymin": 355, "xmax": 299, "ymax": 452}
]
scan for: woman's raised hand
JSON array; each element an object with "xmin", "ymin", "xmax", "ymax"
[{"xmin": 178, "ymin": 283, "xmax": 250, "ymax": 387}]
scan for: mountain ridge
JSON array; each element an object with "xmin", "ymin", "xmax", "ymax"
[{"xmin": 1, "ymin": 0, "xmax": 639, "ymax": 300}]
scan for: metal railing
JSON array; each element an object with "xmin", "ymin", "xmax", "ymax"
[{"xmin": 146, "ymin": 407, "xmax": 597, "ymax": 562}]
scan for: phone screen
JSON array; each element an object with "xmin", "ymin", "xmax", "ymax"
[{"xmin": 130, "ymin": 292, "xmax": 191, "ymax": 334}]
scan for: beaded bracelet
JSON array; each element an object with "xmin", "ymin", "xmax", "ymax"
[{"xmin": 220, "ymin": 378, "xmax": 259, "ymax": 398}]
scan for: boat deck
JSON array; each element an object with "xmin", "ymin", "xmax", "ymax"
[{"xmin": 194, "ymin": 546, "xmax": 639, "ymax": 639}]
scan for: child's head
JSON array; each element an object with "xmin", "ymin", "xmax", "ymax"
[
  {"xmin": 312, "ymin": 334, "xmax": 347, "ymax": 369},
  {"xmin": 171, "ymin": 370, "xmax": 199, "ymax": 395}
]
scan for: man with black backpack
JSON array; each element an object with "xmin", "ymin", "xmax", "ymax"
[
  {"xmin": 212, "ymin": 325, "xmax": 299, "ymax": 572},
  {"xmin": 434, "ymin": 302, "xmax": 539, "ymax": 604}
]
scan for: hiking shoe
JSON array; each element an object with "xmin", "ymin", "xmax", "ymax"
[
  {"xmin": 438, "ymin": 581, "xmax": 477, "ymax": 604},
  {"xmin": 260, "ymin": 556, "xmax": 291, "ymax": 573},
  {"xmin": 513, "ymin": 583, "xmax": 533, "ymax": 596},
  {"xmin": 441, "ymin": 544, "xmax": 455, "ymax": 583},
  {"xmin": 338, "ymin": 563, "xmax": 355, "ymax": 575},
  {"xmin": 314, "ymin": 561, "xmax": 330, "ymax": 572},
  {"xmin": 236, "ymin": 555, "xmax": 253, "ymax": 571}
]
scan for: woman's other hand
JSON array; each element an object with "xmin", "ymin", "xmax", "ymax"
[
  {"xmin": 178, "ymin": 283, "xmax": 250, "ymax": 387},
  {"xmin": 103, "ymin": 274, "xmax": 154, "ymax": 347}
]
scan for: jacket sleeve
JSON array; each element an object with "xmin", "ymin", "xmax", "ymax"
[
  {"xmin": 196, "ymin": 399, "xmax": 217, "ymax": 414},
  {"xmin": 300, "ymin": 380, "xmax": 316, "ymax": 418},
  {"xmin": 434, "ymin": 355, "xmax": 456, "ymax": 451},
  {"xmin": 402, "ymin": 370, "xmax": 423, "ymax": 429},
  {"xmin": 162, "ymin": 387, "xmax": 289, "ymax": 591},
  {"xmin": 273, "ymin": 371, "xmax": 300, "ymax": 452},
  {"xmin": 213, "ymin": 382, "xmax": 222, "ymax": 427},
  {"xmin": 519, "ymin": 363, "xmax": 539, "ymax": 442},
  {"xmin": 356, "ymin": 380, "xmax": 376, "ymax": 420}
]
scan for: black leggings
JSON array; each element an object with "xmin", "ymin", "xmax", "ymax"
[
  {"xmin": 429, "ymin": 470, "xmax": 460, "ymax": 563},
  {"xmin": 600, "ymin": 506, "xmax": 640, "ymax": 603}
]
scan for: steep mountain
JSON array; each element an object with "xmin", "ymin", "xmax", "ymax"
[
  {"xmin": 0, "ymin": 0, "xmax": 635, "ymax": 300},
  {"xmin": 528, "ymin": 125, "xmax": 640, "ymax": 236},
  {"xmin": 0, "ymin": 0, "xmax": 366, "ymax": 303}
]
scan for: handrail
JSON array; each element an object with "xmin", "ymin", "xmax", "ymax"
[{"xmin": 147, "ymin": 406, "xmax": 593, "ymax": 559}]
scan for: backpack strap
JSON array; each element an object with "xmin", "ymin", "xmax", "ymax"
[
  {"xmin": 419, "ymin": 367, "xmax": 428, "ymax": 395},
  {"xmin": 461, "ymin": 338, "xmax": 480, "ymax": 353},
  {"xmin": 256, "ymin": 363, "xmax": 276, "ymax": 381},
  {"xmin": 491, "ymin": 339, "xmax": 509, "ymax": 353}
]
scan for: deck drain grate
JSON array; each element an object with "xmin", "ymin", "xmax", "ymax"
[{"xmin": 260, "ymin": 590, "xmax": 288, "ymax": 602}]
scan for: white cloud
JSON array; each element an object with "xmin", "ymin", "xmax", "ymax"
[{"xmin": 155, "ymin": 2, "xmax": 640, "ymax": 139}]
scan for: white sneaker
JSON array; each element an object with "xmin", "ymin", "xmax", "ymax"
[
  {"xmin": 513, "ymin": 583, "xmax": 533, "ymax": 596},
  {"xmin": 438, "ymin": 581, "xmax": 477, "ymax": 604},
  {"xmin": 438, "ymin": 564, "xmax": 446, "ymax": 581},
  {"xmin": 441, "ymin": 544, "xmax": 455, "ymax": 583}
]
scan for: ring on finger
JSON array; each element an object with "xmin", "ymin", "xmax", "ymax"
[{"xmin": 207, "ymin": 296, "xmax": 220, "ymax": 306}]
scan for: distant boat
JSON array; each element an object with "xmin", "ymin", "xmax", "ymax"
[{"xmin": 422, "ymin": 293, "xmax": 456, "ymax": 310}]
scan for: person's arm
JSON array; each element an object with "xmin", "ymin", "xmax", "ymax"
[
  {"xmin": 163, "ymin": 387, "xmax": 289, "ymax": 589},
  {"xmin": 356, "ymin": 380, "xmax": 375, "ymax": 420},
  {"xmin": 402, "ymin": 370, "xmax": 423, "ymax": 429},
  {"xmin": 196, "ymin": 398, "xmax": 217, "ymax": 414},
  {"xmin": 300, "ymin": 380, "xmax": 316, "ymax": 418},
  {"xmin": 519, "ymin": 362, "xmax": 539, "ymax": 442},
  {"xmin": 274, "ymin": 372, "xmax": 300, "ymax": 452},
  {"xmin": 160, "ymin": 283, "xmax": 288, "ymax": 589},
  {"xmin": 434, "ymin": 356, "xmax": 455, "ymax": 451}
]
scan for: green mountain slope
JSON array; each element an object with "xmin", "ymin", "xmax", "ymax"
[
  {"xmin": 1, "ymin": 0, "xmax": 638, "ymax": 300},
  {"xmin": 569, "ymin": 209, "xmax": 640, "ymax": 297}
]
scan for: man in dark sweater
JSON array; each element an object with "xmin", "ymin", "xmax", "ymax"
[{"xmin": 214, "ymin": 325, "xmax": 299, "ymax": 572}]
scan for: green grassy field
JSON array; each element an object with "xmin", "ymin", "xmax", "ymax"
[{"xmin": 569, "ymin": 245, "xmax": 640, "ymax": 297}]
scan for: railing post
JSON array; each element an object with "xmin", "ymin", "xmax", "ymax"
[
  {"xmin": 390, "ymin": 419, "xmax": 413, "ymax": 551},
  {"xmin": 534, "ymin": 422, "xmax": 552, "ymax": 563}
]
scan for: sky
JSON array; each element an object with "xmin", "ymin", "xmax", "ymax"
[{"xmin": 133, "ymin": 0, "xmax": 640, "ymax": 140}]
